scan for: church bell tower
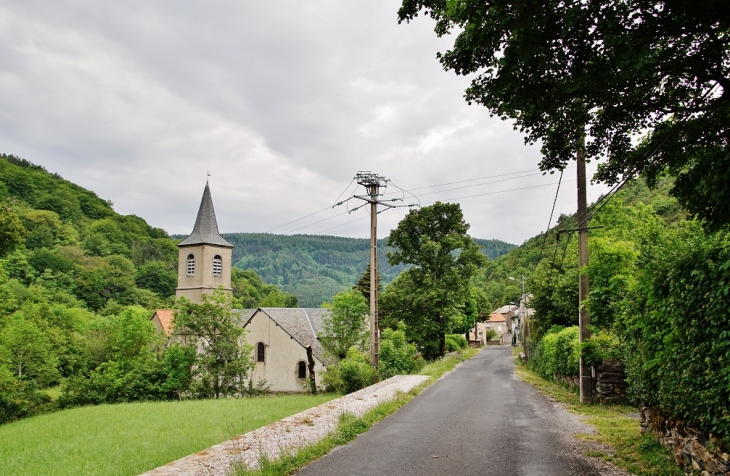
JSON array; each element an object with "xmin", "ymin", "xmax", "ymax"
[{"xmin": 175, "ymin": 182, "xmax": 234, "ymax": 303}]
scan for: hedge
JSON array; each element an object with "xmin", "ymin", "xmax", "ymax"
[{"xmin": 624, "ymin": 223, "xmax": 730, "ymax": 444}]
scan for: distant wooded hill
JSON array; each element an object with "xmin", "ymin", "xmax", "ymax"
[{"xmin": 213, "ymin": 233, "xmax": 516, "ymax": 307}]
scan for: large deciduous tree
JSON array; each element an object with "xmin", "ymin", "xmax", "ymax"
[
  {"xmin": 385, "ymin": 202, "xmax": 487, "ymax": 358},
  {"xmin": 398, "ymin": 0, "xmax": 730, "ymax": 228}
]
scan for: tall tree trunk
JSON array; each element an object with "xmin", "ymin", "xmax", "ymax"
[
  {"xmin": 305, "ymin": 345, "xmax": 317, "ymax": 395},
  {"xmin": 440, "ymin": 333, "xmax": 446, "ymax": 356}
]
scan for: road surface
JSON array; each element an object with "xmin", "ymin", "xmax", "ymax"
[{"xmin": 296, "ymin": 346, "xmax": 621, "ymax": 476}]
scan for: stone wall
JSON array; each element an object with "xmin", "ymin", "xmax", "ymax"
[
  {"xmin": 595, "ymin": 360, "xmax": 627, "ymax": 403},
  {"xmin": 641, "ymin": 407, "xmax": 730, "ymax": 475},
  {"xmin": 553, "ymin": 373, "xmax": 580, "ymax": 388}
]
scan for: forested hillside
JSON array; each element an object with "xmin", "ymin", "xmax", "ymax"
[
  {"xmin": 472, "ymin": 178, "xmax": 686, "ymax": 311},
  {"xmin": 0, "ymin": 154, "xmax": 296, "ymax": 423},
  {"xmin": 218, "ymin": 233, "xmax": 516, "ymax": 307}
]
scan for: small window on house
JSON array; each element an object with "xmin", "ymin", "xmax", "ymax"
[
  {"xmin": 256, "ymin": 342, "xmax": 265, "ymax": 363},
  {"xmin": 297, "ymin": 361, "xmax": 307, "ymax": 379},
  {"xmin": 186, "ymin": 254, "xmax": 195, "ymax": 276},
  {"xmin": 213, "ymin": 255, "xmax": 222, "ymax": 277}
]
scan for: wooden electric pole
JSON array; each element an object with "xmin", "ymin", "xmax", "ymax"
[
  {"xmin": 353, "ymin": 172, "xmax": 389, "ymax": 369},
  {"xmin": 577, "ymin": 138, "xmax": 593, "ymax": 403},
  {"xmin": 341, "ymin": 172, "xmax": 416, "ymax": 369}
]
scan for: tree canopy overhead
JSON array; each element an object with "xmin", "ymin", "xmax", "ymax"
[{"xmin": 398, "ymin": 0, "xmax": 730, "ymax": 227}]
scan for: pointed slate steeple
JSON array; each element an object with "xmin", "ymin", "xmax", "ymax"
[{"xmin": 177, "ymin": 182, "xmax": 233, "ymax": 248}]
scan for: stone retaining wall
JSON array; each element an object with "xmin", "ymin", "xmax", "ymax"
[
  {"xmin": 550, "ymin": 360, "xmax": 627, "ymax": 402},
  {"xmin": 640, "ymin": 407, "xmax": 730, "ymax": 475},
  {"xmin": 595, "ymin": 360, "xmax": 627, "ymax": 403}
]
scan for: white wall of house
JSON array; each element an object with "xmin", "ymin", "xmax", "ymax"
[{"xmin": 245, "ymin": 313, "xmax": 326, "ymax": 393}]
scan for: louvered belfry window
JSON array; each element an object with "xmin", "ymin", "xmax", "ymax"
[
  {"xmin": 186, "ymin": 254, "xmax": 195, "ymax": 276},
  {"xmin": 213, "ymin": 255, "xmax": 222, "ymax": 277}
]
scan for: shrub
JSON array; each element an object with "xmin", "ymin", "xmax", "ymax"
[
  {"xmin": 380, "ymin": 323, "xmax": 424, "ymax": 379},
  {"xmin": 321, "ymin": 363, "xmax": 344, "ymax": 393},
  {"xmin": 622, "ymin": 223, "xmax": 730, "ymax": 443},
  {"xmin": 530, "ymin": 326, "xmax": 580, "ymax": 380},
  {"xmin": 580, "ymin": 329, "xmax": 621, "ymax": 367},
  {"xmin": 339, "ymin": 347, "xmax": 377, "ymax": 394},
  {"xmin": 445, "ymin": 334, "xmax": 468, "ymax": 352}
]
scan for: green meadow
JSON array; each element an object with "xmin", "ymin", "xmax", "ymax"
[{"xmin": 0, "ymin": 394, "xmax": 335, "ymax": 476}]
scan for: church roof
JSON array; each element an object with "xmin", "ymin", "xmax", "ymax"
[
  {"xmin": 152, "ymin": 309, "xmax": 175, "ymax": 337},
  {"xmin": 177, "ymin": 182, "xmax": 234, "ymax": 248},
  {"xmin": 242, "ymin": 308, "xmax": 331, "ymax": 364}
]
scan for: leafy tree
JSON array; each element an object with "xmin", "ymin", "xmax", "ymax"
[
  {"xmin": 0, "ymin": 315, "xmax": 59, "ymax": 386},
  {"xmin": 398, "ymin": 1, "xmax": 730, "ymax": 228},
  {"xmin": 386, "ymin": 202, "xmax": 487, "ymax": 358},
  {"xmin": 135, "ymin": 261, "xmax": 176, "ymax": 297},
  {"xmin": 319, "ymin": 288, "xmax": 368, "ymax": 360},
  {"xmin": 259, "ymin": 287, "xmax": 298, "ymax": 308},
  {"xmin": 174, "ymin": 290, "xmax": 254, "ymax": 398},
  {"xmin": 0, "ymin": 205, "xmax": 25, "ymax": 257}
]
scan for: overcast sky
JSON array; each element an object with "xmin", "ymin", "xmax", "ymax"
[{"xmin": 1, "ymin": 0, "xmax": 611, "ymax": 245}]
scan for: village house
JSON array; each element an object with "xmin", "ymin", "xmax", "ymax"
[
  {"xmin": 152, "ymin": 182, "xmax": 330, "ymax": 392},
  {"xmin": 485, "ymin": 304, "xmax": 516, "ymax": 345}
]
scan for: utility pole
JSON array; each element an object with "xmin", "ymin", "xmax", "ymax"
[
  {"xmin": 577, "ymin": 137, "xmax": 593, "ymax": 403},
  {"xmin": 352, "ymin": 172, "xmax": 390, "ymax": 369},
  {"xmin": 335, "ymin": 172, "xmax": 416, "ymax": 369}
]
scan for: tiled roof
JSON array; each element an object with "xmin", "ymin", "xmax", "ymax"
[
  {"xmin": 177, "ymin": 182, "xmax": 234, "ymax": 248},
  {"xmin": 487, "ymin": 312, "xmax": 506, "ymax": 323},
  {"xmin": 153, "ymin": 309, "xmax": 175, "ymax": 337},
  {"xmin": 242, "ymin": 308, "xmax": 331, "ymax": 364}
]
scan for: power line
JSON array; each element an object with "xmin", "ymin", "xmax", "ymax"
[
  {"xmin": 311, "ymin": 180, "xmax": 575, "ymax": 235},
  {"xmin": 265, "ymin": 205, "xmax": 332, "ymax": 233},
  {"xmin": 419, "ymin": 180, "xmax": 575, "ymax": 206},
  {"xmin": 535, "ymin": 169, "xmax": 564, "ymax": 267},
  {"xmin": 413, "ymin": 171, "xmax": 546, "ymax": 198},
  {"xmin": 381, "ymin": 166, "xmax": 572, "ymax": 196}
]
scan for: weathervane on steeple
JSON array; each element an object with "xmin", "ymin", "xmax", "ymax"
[{"xmin": 206, "ymin": 171, "xmax": 211, "ymax": 183}]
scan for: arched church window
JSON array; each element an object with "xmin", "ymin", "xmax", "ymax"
[
  {"xmin": 213, "ymin": 255, "xmax": 223, "ymax": 277},
  {"xmin": 256, "ymin": 342, "xmax": 265, "ymax": 363},
  {"xmin": 186, "ymin": 254, "xmax": 195, "ymax": 276},
  {"xmin": 297, "ymin": 361, "xmax": 307, "ymax": 379}
]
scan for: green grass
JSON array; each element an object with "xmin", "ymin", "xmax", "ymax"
[
  {"xmin": 0, "ymin": 394, "xmax": 336, "ymax": 476},
  {"xmin": 233, "ymin": 348, "xmax": 480, "ymax": 476},
  {"xmin": 515, "ymin": 366, "xmax": 682, "ymax": 476}
]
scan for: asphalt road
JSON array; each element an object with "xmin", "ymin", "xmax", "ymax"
[{"xmin": 295, "ymin": 347, "xmax": 606, "ymax": 476}]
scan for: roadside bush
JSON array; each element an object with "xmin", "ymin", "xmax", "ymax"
[
  {"xmin": 623, "ymin": 223, "xmax": 730, "ymax": 443},
  {"xmin": 380, "ymin": 323, "xmax": 424, "ymax": 379},
  {"xmin": 580, "ymin": 329, "xmax": 621, "ymax": 367},
  {"xmin": 321, "ymin": 363, "xmax": 344, "ymax": 393},
  {"xmin": 445, "ymin": 334, "xmax": 468, "ymax": 352},
  {"xmin": 339, "ymin": 347, "xmax": 377, "ymax": 394},
  {"xmin": 531, "ymin": 326, "xmax": 580, "ymax": 380}
]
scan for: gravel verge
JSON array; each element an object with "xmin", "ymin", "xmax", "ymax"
[{"xmin": 140, "ymin": 375, "xmax": 429, "ymax": 476}]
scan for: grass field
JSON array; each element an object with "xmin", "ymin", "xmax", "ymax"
[{"xmin": 0, "ymin": 394, "xmax": 336, "ymax": 476}]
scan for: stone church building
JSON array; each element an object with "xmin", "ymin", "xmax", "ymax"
[{"xmin": 151, "ymin": 182, "xmax": 327, "ymax": 392}]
